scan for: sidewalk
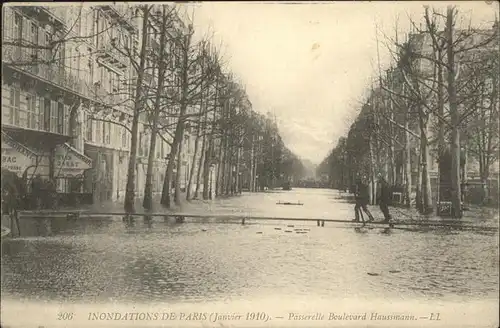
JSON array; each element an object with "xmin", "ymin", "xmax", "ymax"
[{"xmin": 337, "ymin": 192, "xmax": 498, "ymax": 227}]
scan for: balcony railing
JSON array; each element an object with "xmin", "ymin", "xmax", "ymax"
[
  {"xmin": 2, "ymin": 45, "xmax": 90, "ymax": 96},
  {"xmin": 96, "ymin": 41, "xmax": 128, "ymax": 70},
  {"xmin": 3, "ymin": 46, "xmax": 135, "ymax": 115},
  {"xmin": 99, "ymin": 4, "xmax": 136, "ymax": 33},
  {"xmin": 17, "ymin": 6, "xmax": 65, "ymax": 30}
]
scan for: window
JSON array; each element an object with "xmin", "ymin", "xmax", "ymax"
[
  {"xmin": 138, "ymin": 133, "xmax": 143, "ymax": 157},
  {"xmin": 152, "ymin": 168, "xmax": 157, "ymax": 192},
  {"xmin": 42, "ymin": 32, "xmax": 51, "ymax": 69},
  {"xmin": 95, "ymin": 121, "xmax": 101, "ymax": 142},
  {"xmin": 156, "ymin": 136, "xmax": 161, "ymax": 159},
  {"xmin": 123, "ymin": 34, "xmax": 129, "ymax": 50},
  {"xmin": 58, "ymin": 43, "xmax": 65, "ymax": 70},
  {"xmin": 86, "ymin": 113, "xmax": 93, "ymax": 142},
  {"xmin": 102, "ymin": 120, "xmax": 106, "ymax": 143},
  {"xmin": 43, "ymin": 98, "xmax": 51, "ymax": 131},
  {"xmin": 57, "ymin": 102, "xmax": 65, "ymax": 134},
  {"xmin": 109, "ymin": 72, "xmax": 114, "ymax": 92},
  {"xmin": 8, "ymin": 87, "xmax": 20, "ymax": 125},
  {"xmin": 49, "ymin": 100, "xmax": 58, "ymax": 133},
  {"xmin": 31, "ymin": 22, "xmax": 39, "ymax": 70},
  {"xmin": 14, "ymin": 13, "xmax": 22, "ymax": 40},
  {"xmin": 102, "ymin": 121, "xmax": 111, "ymax": 144},
  {"xmin": 26, "ymin": 93, "xmax": 38, "ymax": 129},
  {"xmin": 121, "ymin": 126, "xmax": 127, "ymax": 148},
  {"xmin": 161, "ymin": 139, "xmax": 165, "ymax": 159}
]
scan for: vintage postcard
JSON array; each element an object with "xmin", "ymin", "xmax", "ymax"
[{"xmin": 1, "ymin": 1, "xmax": 499, "ymax": 327}]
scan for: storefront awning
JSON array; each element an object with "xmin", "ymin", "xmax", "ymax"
[
  {"xmin": 36, "ymin": 143, "xmax": 93, "ymax": 178},
  {"xmin": 1, "ymin": 131, "xmax": 39, "ymax": 176},
  {"xmin": 2, "ymin": 128, "xmax": 92, "ymax": 178},
  {"xmin": 1, "ymin": 125, "xmax": 72, "ymax": 152}
]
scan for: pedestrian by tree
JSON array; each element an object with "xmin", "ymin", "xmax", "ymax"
[
  {"xmin": 377, "ymin": 175, "xmax": 393, "ymax": 223},
  {"xmin": 352, "ymin": 176, "xmax": 375, "ymax": 223}
]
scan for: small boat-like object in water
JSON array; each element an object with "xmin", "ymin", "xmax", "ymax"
[{"xmin": 276, "ymin": 201, "xmax": 303, "ymax": 206}]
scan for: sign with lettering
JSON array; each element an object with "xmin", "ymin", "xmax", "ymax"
[
  {"xmin": 1, "ymin": 142, "xmax": 34, "ymax": 176},
  {"xmin": 37, "ymin": 144, "xmax": 92, "ymax": 177}
]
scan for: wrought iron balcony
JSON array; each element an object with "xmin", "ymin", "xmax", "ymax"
[
  {"xmin": 99, "ymin": 4, "xmax": 136, "ymax": 33},
  {"xmin": 2, "ymin": 46, "xmax": 91, "ymax": 100},
  {"xmin": 94, "ymin": 36, "xmax": 129, "ymax": 71},
  {"xmin": 17, "ymin": 6, "xmax": 65, "ymax": 30}
]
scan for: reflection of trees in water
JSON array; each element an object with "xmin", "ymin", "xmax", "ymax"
[{"xmin": 9, "ymin": 217, "xmax": 116, "ymax": 238}]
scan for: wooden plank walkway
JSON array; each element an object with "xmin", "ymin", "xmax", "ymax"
[{"xmin": 17, "ymin": 210, "xmax": 499, "ymax": 231}]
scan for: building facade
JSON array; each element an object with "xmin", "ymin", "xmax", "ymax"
[
  {"xmin": 407, "ymin": 26, "xmax": 499, "ymax": 205},
  {"xmin": 2, "ymin": 4, "xmax": 199, "ymax": 206}
]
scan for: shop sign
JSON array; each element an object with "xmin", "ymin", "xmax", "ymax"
[
  {"xmin": 36, "ymin": 144, "xmax": 92, "ymax": 177},
  {"xmin": 1, "ymin": 143, "xmax": 34, "ymax": 175}
]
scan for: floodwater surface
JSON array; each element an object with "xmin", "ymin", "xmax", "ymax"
[{"xmin": 1, "ymin": 189, "xmax": 498, "ymax": 328}]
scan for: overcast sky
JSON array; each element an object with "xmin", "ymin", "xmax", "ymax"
[{"xmin": 187, "ymin": 1, "xmax": 498, "ymax": 164}]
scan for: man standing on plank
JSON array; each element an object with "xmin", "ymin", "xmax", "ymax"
[
  {"xmin": 377, "ymin": 175, "xmax": 393, "ymax": 223},
  {"xmin": 352, "ymin": 176, "xmax": 375, "ymax": 223}
]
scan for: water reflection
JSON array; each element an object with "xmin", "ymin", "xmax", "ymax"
[{"xmin": 1, "ymin": 188, "xmax": 498, "ymax": 306}]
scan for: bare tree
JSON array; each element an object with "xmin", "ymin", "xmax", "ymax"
[
  {"xmin": 142, "ymin": 5, "xmax": 177, "ymax": 210},
  {"xmin": 159, "ymin": 20, "xmax": 222, "ymax": 208}
]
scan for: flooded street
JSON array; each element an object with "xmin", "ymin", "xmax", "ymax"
[{"xmin": 1, "ymin": 189, "xmax": 499, "ymax": 328}]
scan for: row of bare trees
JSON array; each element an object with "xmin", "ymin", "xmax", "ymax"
[
  {"xmin": 321, "ymin": 6, "xmax": 499, "ymax": 218},
  {"xmin": 93, "ymin": 4, "xmax": 306, "ymax": 211}
]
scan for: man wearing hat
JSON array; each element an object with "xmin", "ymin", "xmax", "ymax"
[
  {"xmin": 352, "ymin": 176, "xmax": 374, "ymax": 223},
  {"xmin": 377, "ymin": 175, "xmax": 393, "ymax": 223}
]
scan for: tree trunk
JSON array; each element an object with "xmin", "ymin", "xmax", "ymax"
[
  {"xmin": 416, "ymin": 148, "xmax": 422, "ymax": 212},
  {"xmin": 389, "ymin": 112, "xmax": 396, "ymax": 185},
  {"xmin": 404, "ymin": 109, "xmax": 412, "ymax": 208},
  {"xmin": 419, "ymin": 114, "xmax": 433, "ymax": 214},
  {"xmin": 175, "ymin": 137, "xmax": 183, "ymax": 205},
  {"xmin": 202, "ymin": 140, "xmax": 211, "ymax": 200},
  {"xmin": 235, "ymin": 146, "xmax": 241, "ymax": 193},
  {"xmin": 186, "ymin": 125, "xmax": 201, "ymax": 200},
  {"xmin": 369, "ymin": 134, "xmax": 376, "ymax": 205},
  {"xmin": 161, "ymin": 32, "xmax": 191, "ymax": 208},
  {"xmin": 143, "ymin": 6, "xmax": 168, "ymax": 210},
  {"xmin": 143, "ymin": 129, "xmax": 158, "ymax": 210},
  {"xmin": 203, "ymin": 82, "xmax": 219, "ymax": 200},
  {"xmin": 462, "ymin": 142, "xmax": 468, "ymax": 205},
  {"xmin": 446, "ymin": 6, "xmax": 462, "ymax": 218},
  {"xmin": 249, "ymin": 136, "xmax": 255, "ymax": 191},
  {"xmin": 226, "ymin": 142, "xmax": 234, "ymax": 195},
  {"xmin": 216, "ymin": 137, "xmax": 224, "ymax": 196},
  {"xmin": 160, "ymin": 124, "xmax": 183, "ymax": 208},
  {"xmin": 194, "ymin": 133, "xmax": 206, "ymax": 199},
  {"xmin": 124, "ymin": 6, "xmax": 150, "ymax": 213}
]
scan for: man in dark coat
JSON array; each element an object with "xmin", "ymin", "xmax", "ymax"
[
  {"xmin": 1, "ymin": 169, "xmax": 25, "ymax": 214},
  {"xmin": 378, "ymin": 176, "xmax": 393, "ymax": 223},
  {"xmin": 353, "ymin": 177, "xmax": 374, "ymax": 223}
]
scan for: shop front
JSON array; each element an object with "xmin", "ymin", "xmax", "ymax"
[
  {"xmin": 1, "ymin": 131, "xmax": 39, "ymax": 178},
  {"xmin": 1, "ymin": 128, "xmax": 92, "ymax": 208}
]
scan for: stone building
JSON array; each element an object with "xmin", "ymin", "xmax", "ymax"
[
  {"xmin": 405, "ymin": 25, "xmax": 499, "ymax": 205},
  {"xmin": 1, "ymin": 4, "xmax": 197, "ymax": 205}
]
